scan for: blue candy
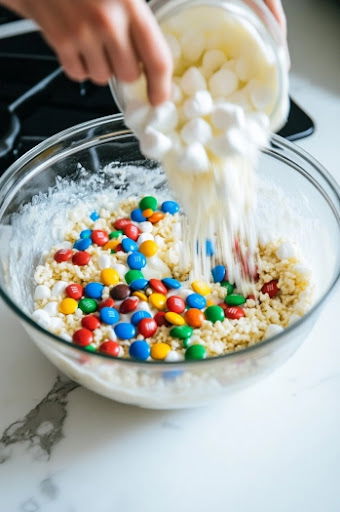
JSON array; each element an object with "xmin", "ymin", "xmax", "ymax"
[
  {"xmin": 131, "ymin": 208, "xmax": 146, "ymax": 222},
  {"xmin": 162, "ymin": 277, "xmax": 181, "ymax": 289},
  {"xmin": 122, "ymin": 238, "xmax": 138, "ymax": 253},
  {"xmin": 161, "ymin": 200, "xmax": 180, "ymax": 215},
  {"xmin": 129, "ymin": 340, "xmax": 150, "ymax": 360},
  {"xmin": 100, "ymin": 307, "xmax": 120, "ymax": 325},
  {"xmin": 74, "ymin": 238, "xmax": 92, "ymax": 251},
  {"xmin": 90, "ymin": 211, "xmax": 100, "ymax": 221},
  {"xmin": 131, "ymin": 310, "xmax": 152, "ymax": 326},
  {"xmin": 130, "ymin": 279, "xmax": 149, "ymax": 291},
  {"xmin": 186, "ymin": 293, "xmax": 206, "ymax": 309},
  {"xmin": 84, "ymin": 282, "xmax": 104, "ymax": 300},
  {"xmin": 212, "ymin": 265, "xmax": 226, "ymax": 283},
  {"xmin": 80, "ymin": 229, "xmax": 92, "ymax": 239},
  {"xmin": 205, "ymin": 239, "xmax": 215, "ymax": 256},
  {"xmin": 127, "ymin": 251, "xmax": 146, "ymax": 270},
  {"xmin": 114, "ymin": 322, "xmax": 136, "ymax": 340}
]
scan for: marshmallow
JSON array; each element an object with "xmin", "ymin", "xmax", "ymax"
[
  {"xmin": 180, "ymin": 31, "xmax": 205, "ymax": 62},
  {"xmin": 293, "ymin": 264, "xmax": 311, "ymax": 277},
  {"xmin": 147, "ymin": 101, "xmax": 178, "ymax": 132},
  {"xmin": 248, "ymin": 79, "xmax": 275, "ymax": 110},
  {"xmin": 235, "ymin": 57, "xmax": 252, "ymax": 81},
  {"xmin": 221, "ymin": 60, "xmax": 237, "ymax": 72},
  {"xmin": 211, "ymin": 102, "xmax": 245, "ymax": 131},
  {"xmin": 182, "ymin": 90, "xmax": 213, "ymax": 119},
  {"xmin": 228, "ymin": 89, "xmax": 252, "ymax": 110},
  {"xmin": 202, "ymin": 49, "xmax": 227, "ymax": 76},
  {"xmin": 245, "ymin": 117, "xmax": 269, "ymax": 147},
  {"xmin": 276, "ymin": 242, "xmax": 296, "ymax": 260},
  {"xmin": 209, "ymin": 128, "xmax": 246, "ymax": 158},
  {"xmin": 112, "ymin": 263, "xmax": 128, "ymax": 278},
  {"xmin": 180, "ymin": 67, "xmax": 206, "ymax": 95},
  {"xmin": 139, "ymin": 127, "xmax": 172, "ymax": 160},
  {"xmin": 98, "ymin": 254, "xmax": 112, "ymax": 269},
  {"xmin": 32, "ymin": 309, "xmax": 51, "ymax": 329},
  {"xmin": 43, "ymin": 301, "xmax": 59, "ymax": 317},
  {"xmin": 264, "ymin": 324, "xmax": 284, "ymax": 339},
  {"xmin": 51, "ymin": 281, "xmax": 68, "ymax": 298},
  {"xmin": 180, "ymin": 118, "xmax": 212, "ymax": 145},
  {"xmin": 49, "ymin": 317, "xmax": 64, "ymax": 330},
  {"xmin": 142, "ymin": 256, "xmax": 170, "ymax": 279},
  {"xmin": 171, "ymin": 82, "xmax": 183, "ymax": 104},
  {"xmin": 164, "ymin": 33, "xmax": 181, "ymax": 61},
  {"xmin": 165, "ymin": 350, "xmax": 184, "ymax": 362},
  {"xmin": 137, "ymin": 233, "xmax": 155, "ymax": 245},
  {"xmin": 177, "ymin": 143, "xmax": 210, "ymax": 174},
  {"xmin": 138, "ymin": 221, "xmax": 153, "ymax": 233},
  {"xmin": 34, "ymin": 285, "xmax": 51, "ymax": 301},
  {"xmin": 125, "ymin": 100, "xmax": 150, "ymax": 133},
  {"xmin": 208, "ymin": 69, "xmax": 238, "ymax": 97}
]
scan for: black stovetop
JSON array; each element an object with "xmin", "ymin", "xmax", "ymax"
[{"xmin": 0, "ymin": 6, "xmax": 315, "ymax": 175}]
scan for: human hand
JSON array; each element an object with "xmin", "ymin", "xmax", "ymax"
[{"xmin": 2, "ymin": 0, "xmax": 173, "ymax": 105}]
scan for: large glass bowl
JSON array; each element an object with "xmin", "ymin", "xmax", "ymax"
[{"xmin": 0, "ymin": 114, "xmax": 339, "ymax": 409}]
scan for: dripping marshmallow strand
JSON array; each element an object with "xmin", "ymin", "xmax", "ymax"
[{"xmin": 116, "ymin": 5, "xmax": 289, "ymax": 293}]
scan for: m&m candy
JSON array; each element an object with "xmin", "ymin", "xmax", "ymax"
[
  {"xmin": 261, "ymin": 280, "xmax": 279, "ymax": 298},
  {"xmin": 59, "ymin": 298, "xmax": 78, "ymax": 314},
  {"xmin": 165, "ymin": 312, "xmax": 185, "ymax": 326},
  {"xmin": 99, "ymin": 298, "xmax": 115, "ymax": 309},
  {"xmin": 184, "ymin": 308, "xmax": 204, "ymax": 328},
  {"xmin": 170, "ymin": 325, "xmax": 193, "ymax": 339},
  {"xmin": 162, "ymin": 278, "xmax": 181, "ymax": 289},
  {"xmin": 73, "ymin": 328, "xmax": 93, "ymax": 346},
  {"xmin": 119, "ymin": 296, "xmax": 139, "ymax": 314},
  {"xmin": 78, "ymin": 298, "xmax": 97, "ymax": 313},
  {"xmin": 151, "ymin": 343, "xmax": 171, "ymax": 360},
  {"xmin": 100, "ymin": 268, "xmax": 120, "ymax": 286},
  {"xmin": 91, "ymin": 230, "xmax": 109, "ymax": 246},
  {"xmin": 80, "ymin": 229, "xmax": 92, "ymax": 239},
  {"xmin": 100, "ymin": 307, "xmax": 120, "ymax": 325},
  {"xmin": 81, "ymin": 315, "xmax": 101, "ymax": 330},
  {"xmin": 114, "ymin": 322, "xmax": 136, "ymax": 340},
  {"xmin": 185, "ymin": 344, "xmax": 207, "ymax": 360},
  {"xmin": 225, "ymin": 306, "xmax": 245, "ymax": 320},
  {"xmin": 139, "ymin": 240, "xmax": 158, "ymax": 257},
  {"xmin": 127, "ymin": 252, "xmax": 146, "ymax": 270},
  {"xmin": 110, "ymin": 284, "xmax": 130, "ymax": 300},
  {"xmin": 125, "ymin": 270, "xmax": 144, "ymax": 284},
  {"xmin": 149, "ymin": 293, "xmax": 166, "ymax": 310},
  {"xmin": 130, "ymin": 279, "xmax": 149, "ymax": 291},
  {"xmin": 204, "ymin": 305, "xmax": 225, "ymax": 323},
  {"xmin": 131, "ymin": 310, "xmax": 152, "ymax": 326},
  {"xmin": 129, "ymin": 340, "xmax": 150, "ymax": 360},
  {"xmin": 212, "ymin": 265, "xmax": 226, "ymax": 283},
  {"xmin": 66, "ymin": 283, "xmax": 83, "ymax": 300},
  {"xmin": 99, "ymin": 340, "xmax": 120, "ymax": 356},
  {"xmin": 138, "ymin": 317, "xmax": 158, "ymax": 338},
  {"xmin": 161, "ymin": 200, "xmax": 179, "ymax": 215},
  {"xmin": 224, "ymin": 293, "xmax": 246, "ymax": 306},
  {"xmin": 84, "ymin": 282, "xmax": 104, "ymax": 300},
  {"xmin": 72, "ymin": 251, "xmax": 91, "ymax": 266},
  {"xmin": 89, "ymin": 211, "xmax": 100, "ymax": 221},
  {"xmin": 122, "ymin": 238, "xmax": 138, "ymax": 253},
  {"xmin": 131, "ymin": 208, "xmax": 146, "ymax": 222},
  {"xmin": 166, "ymin": 296, "xmax": 185, "ymax": 314},
  {"xmin": 123, "ymin": 224, "xmax": 139, "ymax": 241},
  {"xmin": 54, "ymin": 249, "xmax": 73, "ymax": 263},
  {"xmin": 186, "ymin": 293, "xmax": 206, "ymax": 310},
  {"xmin": 74, "ymin": 238, "xmax": 92, "ymax": 251},
  {"xmin": 139, "ymin": 196, "xmax": 157, "ymax": 211},
  {"xmin": 113, "ymin": 218, "xmax": 131, "ymax": 230},
  {"xmin": 149, "ymin": 279, "xmax": 167, "ymax": 294}
]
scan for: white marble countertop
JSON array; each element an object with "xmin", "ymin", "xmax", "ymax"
[{"xmin": 1, "ymin": 1, "xmax": 339, "ymax": 511}]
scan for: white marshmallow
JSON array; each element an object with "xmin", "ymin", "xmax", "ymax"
[
  {"xmin": 211, "ymin": 102, "xmax": 245, "ymax": 131},
  {"xmin": 112, "ymin": 263, "xmax": 128, "ymax": 278},
  {"xmin": 137, "ymin": 233, "xmax": 154, "ymax": 245},
  {"xmin": 180, "ymin": 118, "xmax": 212, "ymax": 145},
  {"xmin": 248, "ymin": 79, "xmax": 275, "ymax": 110},
  {"xmin": 147, "ymin": 101, "xmax": 178, "ymax": 132},
  {"xmin": 221, "ymin": 60, "xmax": 237, "ymax": 72},
  {"xmin": 180, "ymin": 67, "xmax": 206, "ymax": 95},
  {"xmin": 171, "ymin": 82, "xmax": 183, "ymax": 104},
  {"xmin": 208, "ymin": 128, "xmax": 246, "ymax": 158},
  {"xmin": 235, "ymin": 57, "xmax": 252, "ymax": 81},
  {"xmin": 51, "ymin": 281, "xmax": 68, "ymax": 298},
  {"xmin": 264, "ymin": 324, "xmax": 284, "ymax": 339},
  {"xmin": 177, "ymin": 143, "xmax": 209, "ymax": 174},
  {"xmin": 32, "ymin": 309, "xmax": 51, "ymax": 329},
  {"xmin": 139, "ymin": 221, "xmax": 153, "ymax": 233},
  {"xmin": 165, "ymin": 350, "xmax": 184, "ymax": 362},
  {"xmin": 245, "ymin": 117, "xmax": 269, "ymax": 147},
  {"xmin": 137, "ymin": 301, "xmax": 152, "ymax": 313},
  {"xmin": 202, "ymin": 49, "xmax": 227, "ymax": 76},
  {"xmin": 125, "ymin": 100, "xmax": 150, "ymax": 133},
  {"xmin": 180, "ymin": 31, "xmax": 205, "ymax": 62},
  {"xmin": 49, "ymin": 317, "xmax": 64, "ymax": 330},
  {"xmin": 106, "ymin": 327, "xmax": 117, "ymax": 341},
  {"xmin": 34, "ymin": 285, "xmax": 51, "ymax": 301},
  {"xmin": 164, "ymin": 33, "xmax": 181, "ymax": 61},
  {"xmin": 98, "ymin": 254, "xmax": 112, "ymax": 269},
  {"xmin": 293, "ymin": 264, "xmax": 311, "ymax": 278},
  {"xmin": 277, "ymin": 242, "xmax": 296, "ymax": 260},
  {"xmin": 43, "ymin": 301, "xmax": 59, "ymax": 317},
  {"xmin": 208, "ymin": 69, "xmax": 238, "ymax": 97},
  {"xmin": 182, "ymin": 90, "xmax": 213, "ymax": 119},
  {"xmin": 228, "ymin": 89, "xmax": 253, "ymax": 111},
  {"xmin": 139, "ymin": 127, "xmax": 172, "ymax": 160}
]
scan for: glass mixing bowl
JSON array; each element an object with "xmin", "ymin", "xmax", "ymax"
[{"xmin": 0, "ymin": 114, "xmax": 339, "ymax": 409}]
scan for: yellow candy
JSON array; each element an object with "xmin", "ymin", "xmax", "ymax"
[
  {"xmin": 139, "ymin": 240, "xmax": 158, "ymax": 257},
  {"xmin": 133, "ymin": 291, "xmax": 148, "ymax": 301},
  {"xmin": 206, "ymin": 299, "xmax": 215, "ymax": 307},
  {"xmin": 149, "ymin": 292, "xmax": 166, "ymax": 310},
  {"xmin": 59, "ymin": 297, "xmax": 78, "ymax": 314},
  {"xmin": 151, "ymin": 342, "xmax": 171, "ymax": 360},
  {"xmin": 103, "ymin": 239, "xmax": 120, "ymax": 250},
  {"xmin": 191, "ymin": 280, "xmax": 211, "ymax": 296},
  {"xmin": 101, "ymin": 268, "xmax": 120, "ymax": 286},
  {"xmin": 165, "ymin": 312, "xmax": 185, "ymax": 326}
]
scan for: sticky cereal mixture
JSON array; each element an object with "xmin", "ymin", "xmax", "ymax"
[{"xmin": 32, "ymin": 195, "xmax": 311, "ymax": 362}]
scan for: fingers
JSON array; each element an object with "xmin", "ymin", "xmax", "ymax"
[
  {"xmin": 129, "ymin": 2, "xmax": 173, "ymax": 105},
  {"xmin": 264, "ymin": 0, "xmax": 287, "ymax": 35}
]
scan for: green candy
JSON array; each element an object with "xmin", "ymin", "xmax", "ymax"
[
  {"xmin": 221, "ymin": 281, "xmax": 235, "ymax": 295},
  {"xmin": 185, "ymin": 344, "xmax": 207, "ymax": 360},
  {"xmin": 78, "ymin": 298, "xmax": 98, "ymax": 314},
  {"xmin": 139, "ymin": 196, "xmax": 158, "ymax": 211},
  {"xmin": 170, "ymin": 325, "xmax": 193, "ymax": 340},
  {"xmin": 109, "ymin": 230, "xmax": 122, "ymax": 239},
  {"xmin": 205, "ymin": 305, "xmax": 225, "ymax": 323},
  {"xmin": 85, "ymin": 344, "xmax": 97, "ymax": 352},
  {"xmin": 183, "ymin": 338, "xmax": 191, "ymax": 349},
  {"xmin": 125, "ymin": 269, "xmax": 144, "ymax": 284},
  {"xmin": 225, "ymin": 293, "xmax": 246, "ymax": 306}
]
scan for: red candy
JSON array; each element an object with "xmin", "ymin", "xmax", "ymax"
[
  {"xmin": 113, "ymin": 243, "xmax": 123, "ymax": 253},
  {"xmin": 247, "ymin": 294, "xmax": 256, "ymax": 301},
  {"xmin": 261, "ymin": 280, "xmax": 279, "ymax": 298},
  {"xmin": 72, "ymin": 328, "xmax": 93, "ymax": 346},
  {"xmin": 72, "ymin": 251, "xmax": 91, "ymax": 266},
  {"xmin": 138, "ymin": 317, "xmax": 158, "ymax": 338},
  {"xmin": 225, "ymin": 306, "xmax": 245, "ymax": 320},
  {"xmin": 119, "ymin": 296, "xmax": 139, "ymax": 314},
  {"xmin": 54, "ymin": 248, "xmax": 73, "ymax": 263},
  {"xmin": 81, "ymin": 315, "xmax": 101, "ymax": 331},
  {"xmin": 99, "ymin": 340, "xmax": 120, "ymax": 357},
  {"xmin": 91, "ymin": 230, "xmax": 109, "ymax": 246},
  {"xmin": 99, "ymin": 298, "xmax": 116, "ymax": 309},
  {"xmin": 149, "ymin": 279, "xmax": 168, "ymax": 295},
  {"xmin": 123, "ymin": 224, "xmax": 140, "ymax": 241},
  {"xmin": 154, "ymin": 311, "xmax": 167, "ymax": 326},
  {"xmin": 113, "ymin": 218, "xmax": 131, "ymax": 230},
  {"xmin": 166, "ymin": 295, "xmax": 185, "ymax": 314},
  {"xmin": 66, "ymin": 283, "xmax": 83, "ymax": 300}
]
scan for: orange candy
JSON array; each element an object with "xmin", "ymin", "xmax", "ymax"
[
  {"xmin": 148, "ymin": 212, "xmax": 165, "ymax": 224},
  {"xmin": 184, "ymin": 308, "xmax": 205, "ymax": 328},
  {"xmin": 142, "ymin": 208, "xmax": 154, "ymax": 218},
  {"xmin": 103, "ymin": 239, "xmax": 121, "ymax": 250}
]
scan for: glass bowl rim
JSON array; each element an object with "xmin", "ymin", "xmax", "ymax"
[{"xmin": 0, "ymin": 113, "xmax": 339, "ymax": 366}]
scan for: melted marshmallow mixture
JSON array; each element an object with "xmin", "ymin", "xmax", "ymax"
[{"xmin": 120, "ymin": 6, "xmax": 289, "ymax": 291}]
